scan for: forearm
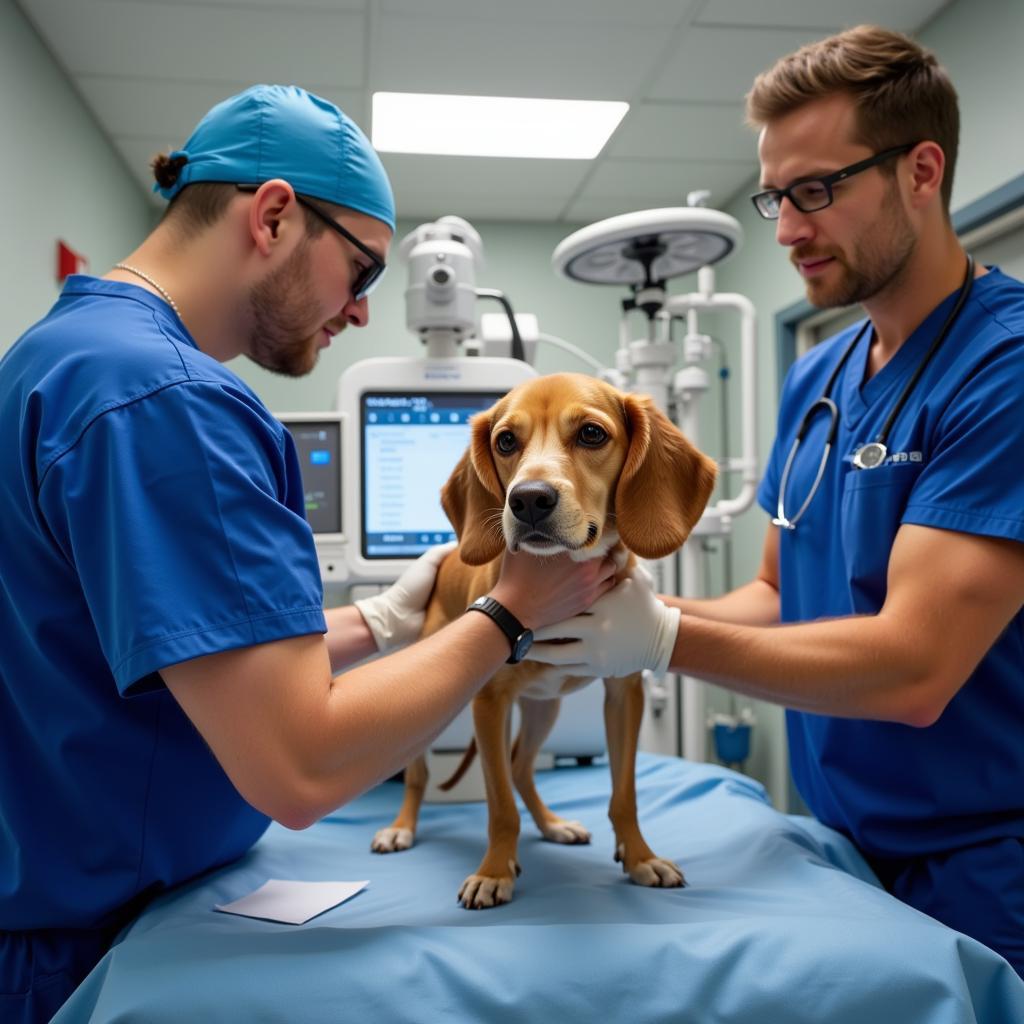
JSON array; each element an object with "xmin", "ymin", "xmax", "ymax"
[
  {"xmin": 667, "ymin": 525, "xmax": 1024, "ymax": 725},
  {"xmin": 533, "ymin": 526, "xmax": 1019, "ymax": 730},
  {"xmin": 323, "ymin": 604, "xmax": 379, "ymax": 673},
  {"xmin": 662, "ymin": 577, "xmax": 781, "ymax": 626},
  {"xmin": 166, "ymin": 548, "xmax": 620, "ymax": 829},
  {"xmin": 164, "ymin": 612, "xmax": 513, "ymax": 828},
  {"xmin": 304, "ymin": 613, "xmax": 513, "ymax": 817},
  {"xmin": 669, "ymin": 610, "xmax": 938, "ymax": 725}
]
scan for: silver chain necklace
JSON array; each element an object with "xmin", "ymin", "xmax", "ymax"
[{"xmin": 113, "ymin": 263, "xmax": 181, "ymax": 319}]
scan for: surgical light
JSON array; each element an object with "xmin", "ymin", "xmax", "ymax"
[
  {"xmin": 552, "ymin": 207, "xmax": 741, "ymax": 289},
  {"xmin": 371, "ymin": 92, "xmax": 629, "ymax": 159}
]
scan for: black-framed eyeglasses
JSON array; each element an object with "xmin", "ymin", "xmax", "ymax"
[
  {"xmin": 236, "ymin": 185, "xmax": 386, "ymax": 300},
  {"xmin": 750, "ymin": 143, "xmax": 917, "ymax": 220}
]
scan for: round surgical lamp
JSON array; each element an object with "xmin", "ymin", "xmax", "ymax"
[{"xmin": 552, "ymin": 207, "xmax": 742, "ymax": 293}]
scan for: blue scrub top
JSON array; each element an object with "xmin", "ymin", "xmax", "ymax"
[
  {"xmin": 758, "ymin": 268, "xmax": 1024, "ymax": 860},
  {"xmin": 0, "ymin": 277, "xmax": 327, "ymax": 931}
]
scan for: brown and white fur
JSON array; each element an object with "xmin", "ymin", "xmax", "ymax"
[{"xmin": 371, "ymin": 373, "xmax": 716, "ymax": 908}]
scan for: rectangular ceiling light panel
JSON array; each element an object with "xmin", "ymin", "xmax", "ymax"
[{"xmin": 372, "ymin": 92, "xmax": 629, "ymax": 159}]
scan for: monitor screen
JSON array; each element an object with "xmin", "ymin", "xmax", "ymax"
[
  {"xmin": 281, "ymin": 418, "xmax": 342, "ymax": 535},
  {"xmin": 361, "ymin": 391, "xmax": 503, "ymax": 559}
]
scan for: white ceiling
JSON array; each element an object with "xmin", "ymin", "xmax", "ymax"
[{"xmin": 18, "ymin": 0, "xmax": 950, "ymax": 224}]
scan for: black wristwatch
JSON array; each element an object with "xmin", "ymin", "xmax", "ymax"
[{"xmin": 466, "ymin": 596, "xmax": 534, "ymax": 664}]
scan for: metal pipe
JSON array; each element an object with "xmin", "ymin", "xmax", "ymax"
[{"xmin": 666, "ymin": 291, "xmax": 758, "ymax": 518}]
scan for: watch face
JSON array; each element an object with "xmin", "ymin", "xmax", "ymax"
[{"xmin": 511, "ymin": 629, "xmax": 534, "ymax": 663}]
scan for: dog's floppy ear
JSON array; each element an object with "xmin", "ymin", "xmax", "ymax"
[
  {"xmin": 440, "ymin": 410, "xmax": 506, "ymax": 565},
  {"xmin": 615, "ymin": 393, "xmax": 717, "ymax": 559}
]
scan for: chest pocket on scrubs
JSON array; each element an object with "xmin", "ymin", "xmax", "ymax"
[{"xmin": 840, "ymin": 461, "xmax": 924, "ymax": 613}]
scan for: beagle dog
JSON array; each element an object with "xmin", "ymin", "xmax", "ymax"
[{"xmin": 371, "ymin": 372, "xmax": 716, "ymax": 909}]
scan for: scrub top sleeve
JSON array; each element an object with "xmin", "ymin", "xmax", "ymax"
[
  {"xmin": 37, "ymin": 381, "xmax": 327, "ymax": 694},
  {"xmin": 904, "ymin": 346, "xmax": 1024, "ymax": 544}
]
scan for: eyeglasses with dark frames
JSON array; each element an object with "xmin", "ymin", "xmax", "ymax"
[
  {"xmin": 236, "ymin": 184, "xmax": 386, "ymax": 300},
  {"xmin": 750, "ymin": 143, "xmax": 917, "ymax": 220}
]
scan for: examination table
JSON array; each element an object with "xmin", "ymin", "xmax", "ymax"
[{"xmin": 54, "ymin": 754, "xmax": 1024, "ymax": 1023}]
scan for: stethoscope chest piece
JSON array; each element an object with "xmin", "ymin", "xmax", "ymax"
[{"xmin": 851, "ymin": 441, "xmax": 888, "ymax": 470}]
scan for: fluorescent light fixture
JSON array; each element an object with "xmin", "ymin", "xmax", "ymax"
[{"xmin": 372, "ymin": 92, "xmax": 629, "ymax": 159}]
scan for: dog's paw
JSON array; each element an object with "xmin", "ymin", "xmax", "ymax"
[
  {"xmin": 458, "ymin": 872, "xmax": 517, "ymax": 909},
  {"xmin": 540, "ymin": 818, "xmax": 591, "ymax": 844},
  {"xmin": 371, "ymin": 827, "xmax": 414, "ymax": 853},
  {"xmin": 625, "ymin": 854, "xmax": 686, "ymax": 888}
]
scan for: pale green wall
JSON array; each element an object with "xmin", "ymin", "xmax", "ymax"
[
  {"xmin": 710, "ymin": 0, "xmax": 1024, "ymax": 807},
  {"xmin": 927, "ymin": 0, "xmax": 1024, "ymax": 208},
  {"xmin": 0, "ymin": 0, "xmax": 153, "ymax": 350}
]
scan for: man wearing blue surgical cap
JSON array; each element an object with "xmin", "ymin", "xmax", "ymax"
[{"xmin": 0, "ymin": 85, "xmax": 615, "ymax": 1022}]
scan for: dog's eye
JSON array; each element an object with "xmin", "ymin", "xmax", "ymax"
[
  {"xmin": 578, "ymin": 423, "xmax": 608, "ymax": 448},
  {"xmin": 495, "ymin": 430, "xmax": 518, "ymax": 455}
]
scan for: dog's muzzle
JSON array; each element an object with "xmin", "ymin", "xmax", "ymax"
[{"xmin": 508, "ymin": 481, "xmax": 559, "ymax": 528}]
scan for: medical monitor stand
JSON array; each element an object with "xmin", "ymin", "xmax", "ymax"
[{"xmin": 338, "ymin": 354, "xmax": 537, "ymax": 589}]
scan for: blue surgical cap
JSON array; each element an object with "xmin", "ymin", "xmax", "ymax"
[{"xmin": 155, "ymin": 84, "xmax": 395, "ymax": 231}]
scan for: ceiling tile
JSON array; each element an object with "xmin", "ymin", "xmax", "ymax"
[
  {"xmin": 117, "ymin": 0, "xmax": 367, "ymax": 8},
  {"xmin": 649, "ymin": 25, "xmax": 830, "ymax": 102},
  {"xmin": 565, "ymin": 158, "xmax": 756, "ymax": 222},
  {"xmin": 397, "ymin": 192, "xmax": 569, "ymax": 223},
  {"xmin": 606, "ymin": 102, "xmax": 752, "ymax": 161},
  {"xmin": 382, "ymin": 152, "xmax": 592, "ymax": 215},
  {"xmin": 21, "ymin": 0, "xmax": 365, "ymax": 87},
  {"xmin": 79, "ymin": 77, "xmax": 365, "ymax": 143},
  {"xmin": 380, "ymin": 0, "xmax": 691, "ymax": 26},
  {"xmin": 373, "ymin": 14, "xmax": 667, "ymax": 99},
  {"xmin": 381, "ymin": 153, "xmax": 596, "ymax": 223},
  {"xmin": 580, "ymin": 158, "xmax": 754, "ymax": 202},
  {"xmin": 695, "ymin": 0, "xmax": 948, "ymax": 32}
]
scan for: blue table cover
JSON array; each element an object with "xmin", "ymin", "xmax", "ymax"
[{"xmin": 55, "ymin": 754, "xmax": 1024, "ymax": 1023}]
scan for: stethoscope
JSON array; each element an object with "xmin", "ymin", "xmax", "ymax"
[{"xmin": 773, "ymin": 254, "xmax": 975, "ymax": 531}]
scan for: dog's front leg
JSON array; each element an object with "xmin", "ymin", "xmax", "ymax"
[
  {"xmin": 371, "ymin": 754, "xmax": 428, "ymax": 853},
  {"xmin": 604, "ymin": 675, "xmax": 685, "ymax": 888},
  {"xmin": 458, "ymin": 684, "xmax": 520, "ymax": 909}
]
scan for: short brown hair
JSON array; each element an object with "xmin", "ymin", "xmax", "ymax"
[
  {"xmin": 150, "ymin": 152, "xmax": 336, "ymax": 236},
  {"xmin": 746, "ymin": 25, "xmax": 959, "ymax": 212}
]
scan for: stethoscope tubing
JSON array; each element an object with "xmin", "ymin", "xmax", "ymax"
[{"xmin": 774, "ymin": 254, "xmax": 976, "ymax": 531}]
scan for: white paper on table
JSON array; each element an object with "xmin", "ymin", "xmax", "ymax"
[{"xmin": 214, "ymin": 879, "xmax": 369, "ymax": 925}]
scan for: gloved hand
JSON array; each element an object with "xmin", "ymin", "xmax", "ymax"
[
  {"xmin": 355, "ymin": 541, "xmax": 457, "ymax": 653},
  {"xmin": 526, "ymin": 568, "xmax": 679, "ymax": 679}
]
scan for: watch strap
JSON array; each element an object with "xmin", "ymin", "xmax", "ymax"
[{"xmin": 466, "ymin": 596, "xmax": 530, "ymax": 663}]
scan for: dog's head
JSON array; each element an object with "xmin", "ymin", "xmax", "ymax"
[{"xmin": 441, "ymin": 372, "xmax": 717, "ymax": 565}]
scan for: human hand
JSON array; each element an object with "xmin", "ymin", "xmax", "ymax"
[
  {"xmin": 354, "ymin": 541, "xmax": 457, "ymax": 652},
  {"xmin": 526, "ymin": 568, "xmax": 679, "ymax": 678},
  {"xmin": 489, "ymin": 550, "xmax": 617, "ymax": 630}
]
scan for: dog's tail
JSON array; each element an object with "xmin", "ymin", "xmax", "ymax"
[
  {"xmin": 437, "ymin": 731, "xmax": 524, "ymax": 792},
  {"xmin": 437, "ymin": 738, "xmax": 477, "ymax": 791}
]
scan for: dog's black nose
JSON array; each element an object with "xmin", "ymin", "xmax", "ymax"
[{"xmin": 508, "ymin": 481, "xmax": 558, "ymax": 526}]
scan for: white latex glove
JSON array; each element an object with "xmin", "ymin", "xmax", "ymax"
[
  {"xmin": 354, "ymin": 541, "xmax": 457, "ymax": 653},
  {"xmin": 526, "ymin": 569, "xmax": 679, "ymax": 679}
]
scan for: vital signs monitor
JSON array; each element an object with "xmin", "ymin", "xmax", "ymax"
[{"xmin": 339, "ymin": 354, "xmax": 537, "ymax": 585}]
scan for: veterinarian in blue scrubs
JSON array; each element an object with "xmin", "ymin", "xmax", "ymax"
[
  {"xmin": 0, "ymin": 86, "xmax": 616, "ymax": 1023},
  {"xmin": 533, "ymin": 27, "xmax": 1024, "ymax": 977}
]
